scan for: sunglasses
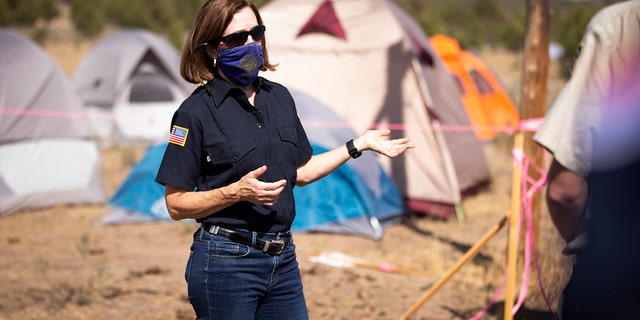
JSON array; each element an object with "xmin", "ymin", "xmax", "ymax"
[{"xmin": 215, "ymin": 25, "xmax": 266, "ymax": 48}]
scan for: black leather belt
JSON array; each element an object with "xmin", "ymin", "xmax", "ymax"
[{"xmin": 203, "ymin": 225, "xmax": 290, "ymax": 255}]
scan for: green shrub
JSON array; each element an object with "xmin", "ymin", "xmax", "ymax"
[
  {"xmin": 31, "ymin": 26, "xmax": 48, "ymax": 44},
  {"xmin": 552, "ymin": 3, "xmax": 604, "ymax": 78},
  {"xmin": 3, "ymin": 0, "xmax": 625, "ymax": 60},
  {"xmin": 70, "ymin": 0, "xmax": 105, "ymax": 37},
  {"xmin": 0, "ymin": 0, "xmax": 12, "ymax": 26}
]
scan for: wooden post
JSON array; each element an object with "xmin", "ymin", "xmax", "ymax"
[
  {"xmin": 521, "ymin": 0, "xmax": 550, "ymax": 242},
  {"xmin": 503, "ymin": 1, "xmax": 551, "ymax": 318},
  {"xmin": 503, "ymin": 132, "xmax": 524, "ymax": 320},
  {"xmin": 400, "ymin": 2, "xmax": 551, "ymax": 317}
]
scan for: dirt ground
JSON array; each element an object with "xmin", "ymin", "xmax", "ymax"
[
  {"xmin": 0, "ymin": 140, "xmax": 573, "ymax": 320},
  {"xmin": 1, "ymin": 9, "xmax": 573, "ymax": 320}
]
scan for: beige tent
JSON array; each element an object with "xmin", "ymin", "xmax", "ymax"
[{"xmin": 260, "ymin": 0, "xmax": 490, "ymax": 218}]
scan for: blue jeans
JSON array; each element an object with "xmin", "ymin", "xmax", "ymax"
[{"xmin": 185, "ymin": 227, "xmax": 309, "ymax": 320}]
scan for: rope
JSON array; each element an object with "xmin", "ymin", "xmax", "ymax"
[
  {"xmin": 467, "ymin": 149, "xmax": 556, "ymax": 320},
  {"xmin": 0, "ymin": 107, "xmax": 544, "ymax": 133}
]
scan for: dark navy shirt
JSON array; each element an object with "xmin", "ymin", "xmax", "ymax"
[{"xmin": 155, "ymin": 76, "xmax": 313, "ymax": 233}]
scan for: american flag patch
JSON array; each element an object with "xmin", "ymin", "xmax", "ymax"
[{"xmin": 169, "ymin": 125, "xmax": 189, "ymax": 147}]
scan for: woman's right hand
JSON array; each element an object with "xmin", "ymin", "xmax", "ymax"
[
  {"xmin": 234, "ymin": 165, "xmax": 286, "ymax": 206},
  {"xmin": 164, "ymin": 165, "xmax": 286, "ymax": 220}
]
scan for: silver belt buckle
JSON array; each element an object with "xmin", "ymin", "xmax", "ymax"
[{"xmin": 263, "ymin": 239, "xmax": 285, "ymax": 254}]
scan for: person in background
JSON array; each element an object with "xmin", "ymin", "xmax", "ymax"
[
  {"xmin": 534, "ymin": 1, "xmax": 640, "ymax": 319},
  {"xmin": 155, "ymin": 0, "xmax": 414, "ymax": 319}
]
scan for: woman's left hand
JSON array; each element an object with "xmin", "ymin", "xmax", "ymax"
[{"xmin": 354, "ymin": 129, "xmax": 414, "ymax": 158}]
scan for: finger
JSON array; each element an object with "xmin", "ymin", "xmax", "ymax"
[
  {"xmin": 256, "ymin": 184, "xmax": 285, "ymax": 205},
  {"xmin": 391, "ymin": 138, "xmax": 411, "ymax": 144},
  {"xmin": 388, "ymin": 143, "xmax": 413, "ymax": 156},
  {"xmin": 246, "ymin": 165, "xmax": 267, "ymax": 179},
  {"xmin": 260, "ymin": 179, "xmax": 287, "ymax": 191},
  {"xmin": 251, "ymin": 180, "xmax": 285, "ymax": 197}
]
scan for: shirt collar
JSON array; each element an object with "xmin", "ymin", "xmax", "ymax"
[{"xmin": 208, "ymin": 76, "xmax": 270, "ymax": 108}]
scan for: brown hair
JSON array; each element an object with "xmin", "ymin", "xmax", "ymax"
[{"xmin": 180, "ymin": 0, "xmax": 277, "ymax": 84}]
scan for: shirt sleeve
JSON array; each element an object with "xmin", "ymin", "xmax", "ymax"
[
  {"xmin": 294, "ymin": 110, "xmax": 313, "ymax": 167},
  {"xmin": 155, "ymin": 108, "xmax": 203, "ymax": 191},
  {"xmin": 534, "ymin": 20, "xmax": 613, "ymax": 177}
]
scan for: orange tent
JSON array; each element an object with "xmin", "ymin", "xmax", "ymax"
[{"xmin": 430, "ymin": 34, "xmax": 520, "ymax": 141}]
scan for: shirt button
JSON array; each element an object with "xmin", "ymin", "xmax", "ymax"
[
  {"xmin": 283, "ymin": 210, "xmax": 288, "ymax": 215},
  {"xmin": 268, "ymin": 152, "xmax": 273, "ymax": 157},
  {"xmin": 233, "ymin": 153, "xmax": 238, "ymax": 160},
  {"xmin": 256, "ymin": 122, "xmax": 262, "ymax": 128}
]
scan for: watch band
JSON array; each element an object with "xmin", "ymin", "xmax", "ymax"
[{"xmin": 346, "ymin": 139, "xmax": 362, "ymax": 159}]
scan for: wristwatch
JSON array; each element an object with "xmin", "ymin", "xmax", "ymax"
[{"xmin": 346, "ymin": 139, "xmax": 362, "ymax": 159}]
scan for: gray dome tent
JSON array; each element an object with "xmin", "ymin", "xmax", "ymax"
[
  {"xmin": 72, "ymin": 29, "xmax": 193, "ymax": 142},
  {"xmin": 0, "ymin": 28, "xmax": 107, "ymax": 215}
]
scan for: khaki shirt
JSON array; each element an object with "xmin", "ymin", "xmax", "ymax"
[{"xmin": 534, "ymin": 0, "xmax": 640, "ymax": 177}]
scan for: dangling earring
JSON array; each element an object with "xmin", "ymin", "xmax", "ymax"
[{"xmin": 213, "ymin": 58, "xmax": 217, "ymax": 68}]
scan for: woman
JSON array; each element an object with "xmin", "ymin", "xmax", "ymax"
[{"xmin": 155, "ymin": 0, "xmax": 414, "ymax": 319}]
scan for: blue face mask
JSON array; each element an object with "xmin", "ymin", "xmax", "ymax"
[{"xmin": 217, "ymin": 42, "xmax": 265, "ymax": 87}]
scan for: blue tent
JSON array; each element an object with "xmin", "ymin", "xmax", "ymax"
[
  {"xmin": 103, "ymin": 143, "xmax": 170, "ymax": 224},
  {"xmin": 103, "ymin": 89, "xmax": 405, "ymax": 239},
  {"xmin": 292, "ymin": 145, "xmax": 405, "ymax": 238},
  {"xmin": 289, "ymin": 89, "xmax": 406, "ymax": 238}
]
